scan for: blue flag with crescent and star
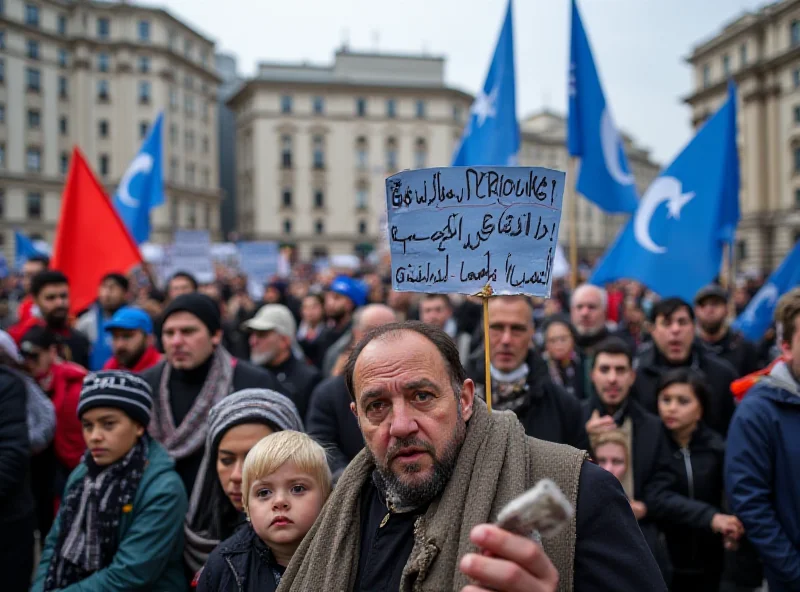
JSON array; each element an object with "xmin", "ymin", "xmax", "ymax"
[
  {"xmin": 567, "ymin": 0, "xmax": 639, "ymax": 214},
  {"xmin": 732, "ymin": 240, "xmax": 800, "ymax": 341},
  {"xmin": 590, "ymin": 84, "xmax": 740, "ymax": 302},
  {"xmin": 113, "ymin": 112, "xmax": 164, "ymax": 244},
  {"xmin": 451, "ymin": 0, "xmax": 519, "ymax": 167},
  {"xmin": 14, "ymin": 230, "xmax": 47, "ymax": 269}
]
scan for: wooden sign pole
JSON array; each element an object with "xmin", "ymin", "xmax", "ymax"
[{"xmin": 480, "ymin": 283, "xmax": 494, "ymax": 413}]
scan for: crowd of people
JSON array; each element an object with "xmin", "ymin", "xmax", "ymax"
[{"xmin": 0, "ymin": 254, "xmax": 798, "ymax": 591}]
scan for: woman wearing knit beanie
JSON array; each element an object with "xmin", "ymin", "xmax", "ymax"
[
  {"xmin": 184, "ymin": 388, "xmax": 303, "ymax": 582},
  {"xmin": 31, "ymin": 370, "xmax": 188, "ymax": 592}
]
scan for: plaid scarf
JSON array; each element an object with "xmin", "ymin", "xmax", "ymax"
[
  {"xmin": 150, "ymin": 346, "xmax": 235, "ymax": 460},
  {"xmin": 44, "ymin": 437, "xmax": 149, "ymax": 591},
  {"xmin": 543, "ymin": 351, "xmax": 580, "ymax": 398}
]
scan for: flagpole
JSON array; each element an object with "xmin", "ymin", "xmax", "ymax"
[
  {"xmin": 727, "ymin": 240, "xmax": 736, "ymax": 318},
  {"xmin": 567, "ymin": 157, "xmax": 579, "ymax": 290}
]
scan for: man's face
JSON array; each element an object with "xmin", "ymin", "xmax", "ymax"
[
  {"xmin": 784, "ymin": 316, "xmax": 800, "ymax": 379},
  {"xmin": 98, "ymin": 279, "xmax": 126, "ymax": 313},
  {"xmin": 110, "ymin": 329, "xmax": 148, "ymax": 369},
  {"xmin": 36, "ymin": 283, "xmax": 70, "ymax": 326},
  {"xmin": 487, "ymin": 298, "xmax": 534, "ymax": 372},
  {"xmin": 571, "ymin": 289, "xmax": 606, "ymax": 336},
  {"xmin": 248, "ymin": 330, "xmax": 287, "ymax": 366},
  {"xmin": 22, "ymin": 261, "xmax": 46, "ymax": 294},
  {"xmin": 162, "ymin": 312, "xmax": 219, "ymax": 370},
  {"xmin": 591, "ymin": 353, "xmax": 635, "ymax": 409},
  {"xmin": 419, "ymin": 297, "xmax": 452, "ymax": 330},
  {"xmin": 350, "ymin": 331, "xmax": 475, "ymax": 509},
  {"xmin": 167, "ymin": 277, "xmax": 195, "ymax": 301},
  {"xmin": 695, "ymin": 297, "xmax": 728, "ymax": 336},
  {"xmin": 324, "ymin": 292, "xmax": 351, "ymax": 322},
  {"xmin": 301, "ymin": 296, "xmax": 324, "ymax": 325},
  {"xmin": 652, "ymin": 307, "xmax": 695, "ymax": 364}
]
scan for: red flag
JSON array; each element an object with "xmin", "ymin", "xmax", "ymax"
[{"xmin": 52, "ymin": 148, "xmax": 142, "ymax": 314}]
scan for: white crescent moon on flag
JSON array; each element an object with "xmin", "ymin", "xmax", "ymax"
[
  {"xmin": 117, "ymin": 153, "xmax": 154, "ymax": 208},
  {"xmin": 600, "ymin": 108, "xmax": 634, "ymax": 186}
]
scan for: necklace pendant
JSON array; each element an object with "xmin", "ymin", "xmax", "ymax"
[{"xmin": 380, "ymin": 512, "xmax": 390, "ymax": 528}]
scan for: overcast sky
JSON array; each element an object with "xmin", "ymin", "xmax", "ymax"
[{"xmin": 144, "ymin": 0, "xmax": 764, "ymax": 166}]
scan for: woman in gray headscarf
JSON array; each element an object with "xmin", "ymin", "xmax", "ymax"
[{"xmin": 184, "ymin": 388, "xmax": 303, "ymax": 580}]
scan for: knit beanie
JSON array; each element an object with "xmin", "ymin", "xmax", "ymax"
[
  {"xmin": 161, "ymin": 293, "xmax": 221, "ymax": 335},
  {"xmin": 77, "ymin": 370, "xmax": 153, "ymax": 427},
  {"xmin": 206, "ymin": 388, "xmax": 304, "ymax": 452}
]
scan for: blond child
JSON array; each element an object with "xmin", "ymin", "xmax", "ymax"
[{"xmin": 196, "ymin": 431, "xmax": 332, "ymax": 592}]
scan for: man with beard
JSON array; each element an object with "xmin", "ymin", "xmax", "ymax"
[
  {"xmin": 102, "ymin": 307, "xmax": 162, "ymax": 372},
  {"xmin": 141, "ymin": 293, "xmax": 284, "ymax": 494},
  {"xmin": 242, "ymin": 303, "xmax": 321, "ymax": 418},
  {"xmin": 75, "ymin": 272, "xmax": 130, "ymax": 370},
  {"xmin": 9, "ymin": 271, "xmax": 90, "ymax": 368},
  {"xmin": 14, "ymin": 255, "xmax": 48, "ymax": 326},
  {"xmin": 318, "ymin": 276, "xmax": 367, "ymax": 376},
  {"xmin": 694, "ymin": 284, "xmax": 761, "ymax": 377},
  {"xmin": 570, "ymin": 284, "xmax": 634, "ymax": 358},
  {"xmin": 281, "ymin": 321, "xmax": 665, "ymax": 591}
]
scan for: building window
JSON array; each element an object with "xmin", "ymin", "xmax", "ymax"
[
  {"xmin": 97, "ymin": 17, "xmax": 110, "ymax": 40},
  {"xmin": 138, "ymin": 56, "xmax": 150, "ymax": 73},
  {"xmin": 139, "ymin": 120, "xmax": 149, "ymax": 139},
  {"xmin": 60, "ymin": 151, "xmax": 68, "ymax": 174},
  {"xmin": 313, "ymin": 96, "xmax": 324, "ymax": 115},
  {"xmin": 386, "ymin": 137, "xmax": 398, "ymax": 171},
  {"xmin": 794, "ymin": 69, "xmax": 800, "ymax": 90},
  {"xmin": 0, "ymin": 143, "xmax": 4, "ymax": 168},
  {"xmin": 795, "ymin": 188, "xmax": 800, "ymax": 208},
  {"xmin": 58, "ymin": 76, "xmax": 68, "ymax": 98},
  {"xmin": 702, "ymin": 64, "xmax": 710, "ymax": 89},
  {"xmin": 59, "ymin": 116, "xmax": 67, "ymax": 135},
  {"xmin": 138, "ymin": 81, "xmax": 151, "ymax": 104},
  {"xmin": 25, "ymin": 4, "xmax": 39, "ymax": 27},
  {"xmin": 201, "ymin": 50, "xmax": 208, "ymax": 67},
  {"xmin": 416, "ymin": 100, "xmax": 426, "ymax": 119},
  {"xmin": 27, "ymin": 109, "xmax": 41, "ymax": 129},
  {"xmin": 312, "ymin": 135, "xmax": 325, "ymax": 169},
  {"xmin": 356, "ymin": 136, "xmax": 367, "ymax": 170},
  {"xmin": 281, "ymin": 135, "xmax": 292, "ymax": 168},
  {"xmin": 187, "ymin": 203, "xmax": 196, "ymax": 228},
  {"xmin": 315, "ymin": 220, "xmax": 324, "ymax": 235},
  {"xmin": 201, "ymin": 167, "xmax": 209, "ymax": 188},
  {"xmin": 57, "ymin": 14, "xmax": 67, "ymax": 35},
  {"xmin": 184, "ymin": 39, "xmax": 192, "ymax": 59},
  {"xmin": 58, "ymin": 49, "xmax": 68, "ymax": 68},
  {"xmin": 414, "ymin": 137, "xmax": 427, "ymax": 169},
  {"xmin": 98, "ymin": 119, "xmax": 109, "ymax": 138},
  {"xmin": 283, "ymin": 219, "xmax": 292, "ymax": 235},
  {"xmin": 792, "ymin": 20, "xmax": 800, "ymax": 47},
  {"xmin": 739, "ymin": 43, "xmax": 747, "ymax": 67},
  {"xmin": 170, "ymin": 88, "xmax": 179, "ymax": 110},
  {"xmin": 386, "ymin": 98, "xmax": 396, "ymax": 118},
  {"xmin": 98, "ymin": 53, "xmax": 110, "ymax": 72},
  {"xmin": 26, "ymin": 67, "xmax": 41, "ymax": 92},
  {"xmin": 186, "ymin": 163, "xmax": 195, "ymax": 186},
  {"xmin": 169, "ymin": 197, "xmax": 178, "ymax": 224},
  {"xmin": 453, "ymin": 104, "xmax": 462, "ymax": 122},
  {"xmin": 169, "ymin": 157, "xmax": 178, "ymax": 182},
  {"xmin": 356, "ymin": 97, "xmax": 367, "ymax": 117},
  {"xmin": 26, "ymin": 147, "xmax": 41, "ymax": 172},
  {"xmin": 0, "ymin": 31, "xmax": 4, "ymax": 50},
  {"xmin": 97, "ymin": 79, "xmax": 109, "ymax": 101},
  {"xmin": 282, "ymin": 188, "xmax": 292, "ymax": 208},
  {"xmin": 0, "ymin": 190, "xmax": 4, "ymax": 217},
  {"xmin": 185, "ymin": 130, "xmax": 194, "ymax": 152},
  {"xmin": 185, "ymin": 95, "xmax": 195, "ymax": 116},
  {"xmin": 358, "ymin": 221, "xmax": 367, "ymax": 235},
  {"xmin": 795, "ymin": 146, "xmax": 800, "ymax": 173},
  {"xmin": 138, "ymin": 20, "xmax": 150, "ymax": 42},
  {"xmin": 184, "ymin": 75, "xmax": 193, "ymax": 90},
  {"xmin": 27, "ymin": 39, "xmax": 39, "ymax": 60},
  {"xmin": 281, "ymin": 95, "xmax": 292, "ymax": 114},
  {"xmin": 202, "ymin": 100, "xmax": 209, "ymax": 121},
  {"xmin": 736, "ymin": 240, "xmax": 747, "ymax": 262},
  {"xmin": 202, "ymin": 136, "xmax": 209, "ymax": 154},
  {"xmin": 170, "ymin": 124, "xmax": 178, "ymax": 145},
  {"xmin": 795, "ymin": 106, "xmax": 800, "ymax": 124},
  {"xmin": 0, "ymin": 58, "xmax": 4, "ymax": 83},
  {"xmin": 722, "ymin": 54, "xmax": 730, "ymax": 76},
  {"xmin": 0, "ymin": 103, "xmax": 5, "ymax": 123},
  {"xmin": 99, "ymin": 154, "xmax": 109, "ymax": 177},
  {"xmin": 26, "ymin": 192, "xmax": 42, "ymax": 219},
  {"xmin": 313, "ymin": 190, "xmax": 324, "ymax": 209},
  {"xmin": 356, "ymin": 183, "xmax": 368, "ymax": 210}
]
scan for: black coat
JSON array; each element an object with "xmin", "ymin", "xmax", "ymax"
[
  {"xmin": 644, "ymin": 423, "xmax": 728, "ymax": 583},
  {"xmin": 581, "ymin": 395, "xmax": 671, "ymax": 500},
  {"xmin": 467, "ymin": 351, "xmax": 590, "ymax": 451},
  {"xmin": 305, "ymin": 375, "xmax": 364, "ymax": 476},
  {"xmin": 197, "ymin": 524, "xmax": 282, "ymax": 592},
  {"xmin": 263, "ymin": 355, "xmax": 322, "ymax": 420},
  {"xmin": 633, "ymin": 341, "xmax": 738, "ymax": 436},
  {"xmin": 0, "ymin": 368, "xmax": 34, "ymax": 528},
  {"xmin": 701, "ymin": 328, "xmax": 762, "ymax": 378}
]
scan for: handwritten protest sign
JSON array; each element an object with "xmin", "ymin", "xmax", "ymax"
[{"xmin": 385, "ymin": 166, "xmax": 565, "ymax": 297}]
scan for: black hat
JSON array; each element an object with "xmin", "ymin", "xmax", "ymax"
[
  {"xmin": 77, "ymin": 370, "xmax": 153, "ymax": 427},
  {"xmin": 19, "ymin": 325, "xmax": 58, "ymax": 356},
  {"xmin": 161, "ymin": 293, "xmax": 221, "ymax": 335},
  {"xmin": 694, "ymin": 284, "xmax": 728, "ymax": 305}
]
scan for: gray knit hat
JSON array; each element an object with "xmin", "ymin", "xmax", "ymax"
[
  {"xmin": 204, "ymin": 388, "xmax": 304, "ymax": 453},
  {"xmin": 78, "ymin": 370, "xmax": 153, "ymax": 427}
]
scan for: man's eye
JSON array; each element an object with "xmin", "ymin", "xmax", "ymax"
[
  {"xmin": 414, "ymin": 392, "xmax": 433, "ymax": 402},
  {"xmin": 366, "ymin": 401, "xmax": 387, "ymax": 413}
]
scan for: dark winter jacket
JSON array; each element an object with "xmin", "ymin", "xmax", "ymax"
[
  {"xmin": 467, "ymin": 350, "xmax": 589, "ymax": 451},
  {"xmin": 725, "ymin": 361, "xmax": 800, "ymax": 591},
  {"xmin": 263, "ymin": 354, "xmax": 322, "ymax": 420},
  {"xmin": 701, "ymin": 328, "xmax": 762, "ymax": 378},
  {"xmin": 306, "ymin": 375, "xmax": 364, "ymax": 476},
  {"xmin": 197, "ymin": 523, "xmax": 283, "ymax": 592},
  {"xmin": 634, "ymin": 341, "xmax": 738, "ymax": 436},
  {"xmin": 0, "ymin": 368, "xmax": 34, "ymax": 527},
  {"xmin": 645, "ymin": 422, "xmax": 728, "ymax": 582}
]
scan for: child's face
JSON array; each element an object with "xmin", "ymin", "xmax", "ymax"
[{"xmin": 248, "ymin": 461, "xmax": 325, "ymax": 551}]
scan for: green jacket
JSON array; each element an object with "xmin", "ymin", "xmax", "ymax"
[{"xmin": 32, "ymin": 436, "xmax": 188, "ymax": 591}]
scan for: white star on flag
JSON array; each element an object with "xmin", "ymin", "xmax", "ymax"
[{"xmin": 471, "ymin": 86, "xmax": 499, "ymax": 127}]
